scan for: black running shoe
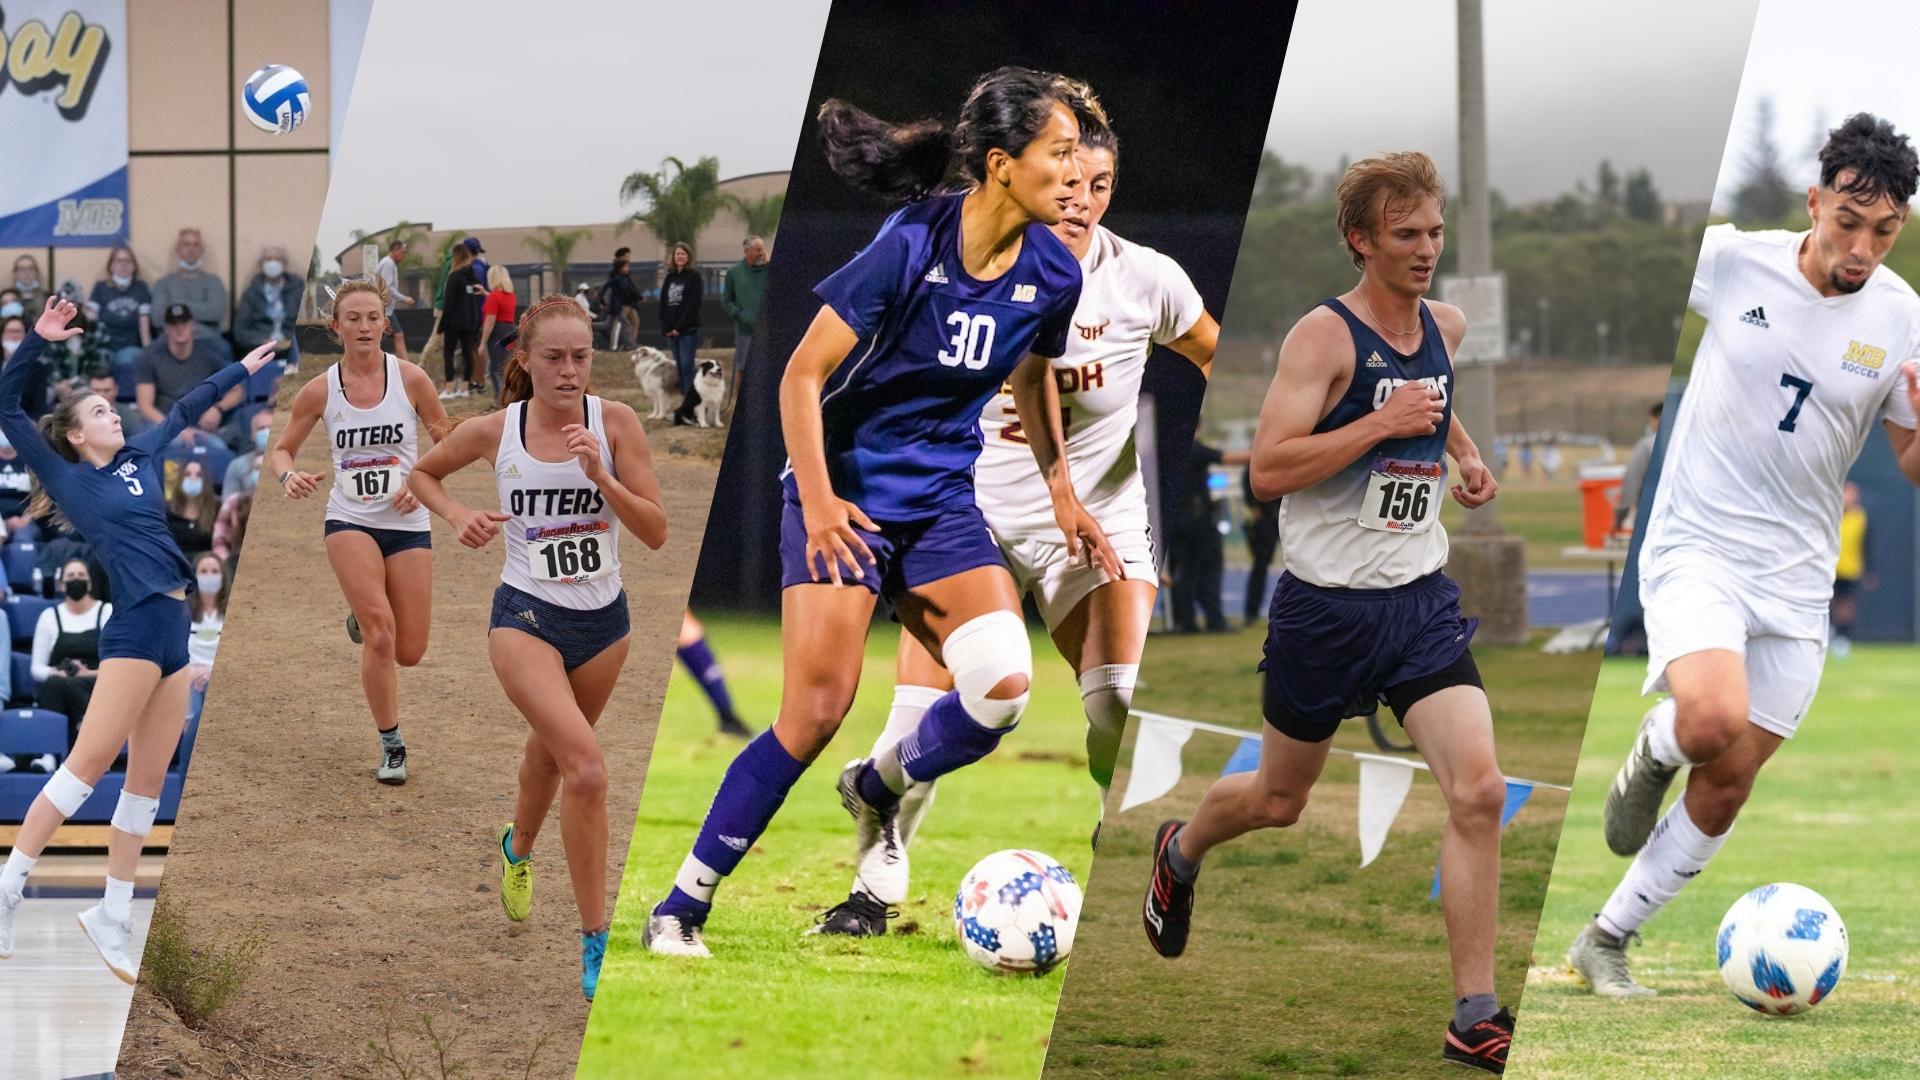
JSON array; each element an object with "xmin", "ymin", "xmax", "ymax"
[
  {"xmin": 347, "ymin": 613, "xmax": 363, "ymax": 644},
  {"xmin": 716, "ymin": 713, "xmax": 754, "ymax": 738},
  {"xmin": 1143, "ymin": 819, "xmax": 1196, "ymax": 958},
  {"xmin": 1443, "ymin": 1007, "xmax": 1513, "ymax": 1074},
  {"xmin": 806, "ymin": 890, "xmax": 897, "ymax": 937}
]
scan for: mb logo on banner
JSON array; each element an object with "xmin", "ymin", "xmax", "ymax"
[{"xmin": 0, "ymin": 3, "xmax": 130, "ymax": 246}]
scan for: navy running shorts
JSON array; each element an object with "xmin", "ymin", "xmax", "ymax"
[
  {"xmin": 325, "ymin": 518, "xmax": 433, "ymax": 558},
  {"xmin": 1260, "ymin": 570, "xmax": 1480, "ymax": 743},
  {"xmin": 488, "ymin": 583, "xmax": 630, "ymax": 671},
  {"xmin": 100, "ymin": 591, "xmax": 192, "ymax": 677},
  {"xmin": 777, "ymin": 492, "xmax": 1006, "ymax": 599}
]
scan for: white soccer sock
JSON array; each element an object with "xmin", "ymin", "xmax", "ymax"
[
  {"xmin": 1596, "ymin": 796, "xmax": 1728, "ymax": 938},
  {"xmin": 1644, "ymin": 697, "xmax": 1692, "ymax": 769},
  {"xmin": 871, "ymin": 685, "xmax": 944, "ymax": 794},
  {"xmin": 673, "ymin": 853, "xmax": 721, "ymax": 906},
  {"xmin": 103, "ymin": 877, "xmax": 134, "ymax": 924},
  {"xmin": 1, "ymin": 849, "xmax": 36, "ymax": 900}
]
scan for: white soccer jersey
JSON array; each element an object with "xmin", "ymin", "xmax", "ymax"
[
  {"xmin": 1644, "ymin": 224, "xmax": 1920, "ymax": 620},
  {"xmin": 973, "ymin": 226, "xmax": 1204, "ymax": 540},
  {"xmin": 495, "ymin": 396, "xmax": 623, "ymax": 610},
  {"xmin": 325, "ymin": 353, "xmax": 430, "ymax": 532}
]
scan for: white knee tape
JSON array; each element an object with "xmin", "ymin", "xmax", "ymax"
[
  {"xmin": 43, "ymin": 765, "xmax": 94, "ymax": 817},
  {"xmin": 111, "ymin": 791, "xmax": 161, "ymax": 838},
  {"xmin": 942, "ymin": 610, "xmax": 1032, "ymax": 730}
]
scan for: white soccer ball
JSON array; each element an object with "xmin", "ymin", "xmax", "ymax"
[
  {"xmin": 242, "ymin": 63, "xmax": 311, "ymax": 134},
  {"xmin": 1716, "ymin": 882, "xmax": 1848, "ymax": 1016},
  {"xmin": 954, "ymin": 849, "xmax": 1081, "ymax": 975}
]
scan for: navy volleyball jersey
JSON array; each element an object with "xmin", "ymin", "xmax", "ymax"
[
  {"xmin": 796, "ymin": 192, "xmax": 1083, "ymax": 522},
  {"xmin": 0, "ymin": 330, "xmax": 250, "ymax": 605}
]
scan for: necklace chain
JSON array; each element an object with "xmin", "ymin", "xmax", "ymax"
[{"xmin": 1355, "ymin": 294, "xmax": 1419, "ymax": 338}]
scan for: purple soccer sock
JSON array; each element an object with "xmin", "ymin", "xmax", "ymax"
[
  {"xmin": 656, "ymin": 731, "xmax": 808, "ymax": 918},
  {"xmin": 896, "ymin": 690, "xmax": 1013, "ymax": 784},
  {"xmin": 677, "ymin": 638, "xmax": 737, "ymax": 719}
]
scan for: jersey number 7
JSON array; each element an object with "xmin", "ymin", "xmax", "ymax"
[{"xmin": 1778, "ymin": 373, "xmax": 1815, "ymax": 433}]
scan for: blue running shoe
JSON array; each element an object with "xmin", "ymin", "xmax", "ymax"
[{"xmin": 581, "ymin": 928, "xmax": 608, "ymax": 1000}]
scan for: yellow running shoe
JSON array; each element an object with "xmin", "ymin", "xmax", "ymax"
[{"xmin": 497, "ymin": 823, "xmax": 532, "ymax": 921}]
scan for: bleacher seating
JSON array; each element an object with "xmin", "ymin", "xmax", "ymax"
[{"xmin": 6, "ymin": 594, "xmax": 54, "ymax": 651}]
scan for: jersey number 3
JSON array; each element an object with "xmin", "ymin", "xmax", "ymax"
[
  {"xmin": 1778, "ymin": 373, "xmax": 1814, "ymax": 433},
  {"xmin": 938, "ymin": 311, "xmax": 998, "ymax": 370}
]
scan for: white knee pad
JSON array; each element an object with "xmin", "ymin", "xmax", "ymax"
[
  {"xmin": 111, "ymin": 791, "xmax": 161, "ymax": 838},
  {"xmin": 941, "ymin": 611, "xmax": 1032, "ymax": 730},
  {"xmin": 42, "ymin": 765, "xmax": 94, "ymax": 817},
  {"xmin": 1079, "ymin": 664, "xmax": 1138, "ymax": 786}
]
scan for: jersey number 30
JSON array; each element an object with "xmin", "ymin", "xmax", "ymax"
[
  {"xmin": 938, "ymin": 311, "xmax": 998, "ymax": 370},
  {"xmin": 1778, "ymin": 373, "xmax": 1814, "ymax": 433}
]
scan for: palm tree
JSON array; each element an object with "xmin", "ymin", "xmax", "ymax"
[
  {"xmin": 619, "ymin": 156, "xmax": 727, "ymax": 254},
  {"xmin": 526, "ymin": 226, "xmax": 592, "ymax": 292},
  {"xmin": 724, "ymin": 191, "xmax": 786, "ymax": 240}
]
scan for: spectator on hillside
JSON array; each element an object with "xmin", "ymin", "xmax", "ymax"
[
  {"xmin": 375, "ymin": 238, "xmax": 416, "ymax": 360},
  {"xmin": 1241, "ymin": 465, "xmax": 1280, "ymax": 623},
  {"xmin": 1167, "ymin": 438, "xmax": 1243, "ymax": 633},
  {"xmin": 234, "ymin": 244, "xmax": 303, "ymax": 367},
  {"xmin": 150, "ymin": 227, "xmax": 229, "ymax": 333},
  {"xmin": 660, "ymin": 241, "xmax": 703, "ymax": 425},
  {"xmin": 436, "ymin": 244, "xmax": 485, "ymax": 398},
  {"xmin": 137, "ymin": 304, "xmax": 241, "ymax": 434},
  {"xmin": 721, "ymin": 235, "xmax": 768, "ymax": 419},
  {"xmin": 479, "ymin": 264, "xmax": 517, "ymax": 397},
  {"xmin": 85, "ymin": 246, "xmax": 152, "ymax": 372},
  {"xmin": 602, "ymin": 250, "xmax": 643, "ymax": 351},
  {"xmin": 11, "ymin": 255, "xmax": 46, "ymax": 312},
  {"xmin": 33, "ymin": 559, "xmax": 111, "ymax": 740},
  {"xmin": 1614, "ymin": 401, "xmax": 1662, "ymax": 530}
]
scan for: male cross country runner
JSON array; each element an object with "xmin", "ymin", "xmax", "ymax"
[
  {"xmin": 1569, "ymin": 113, "xmax": 1920, "ymax": 998},
  {"xmin": 1140, "ymin": 151, "xmax": 1513, "ymax": 1073}
]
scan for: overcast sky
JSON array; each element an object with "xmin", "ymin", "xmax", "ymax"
[
  {"xmin": 314, "ymin": 0, "xmax": 830, "ymax": 261},
  {"xmin": 1710, "ymin": 0, "xmax": 1920, "ymax": 210},
  {"xmin": 1268, "ymin": 0, "xmax": 1761, "ymax": 206}
]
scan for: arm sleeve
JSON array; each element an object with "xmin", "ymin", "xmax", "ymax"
[
  {"xmin": 813, "ymin": 213, "xmax": 913, "ymax": 339},
  {"xmin": 1030, "ymin": 277, "xmax": 1083, "ymax": 359},
  {"xmin": 130, "ymin": 361, "xmax": 252, "ymax": 456},
  {"xmin": 1688, "ymin": 223, "xmax": 1733, "ymax": 317},
  {"xmin": 0, "ymin": 332, "xmax": 66, "ymax": 476},
  {"xmin": 30, "ymin": 608, "xmax": 56, "ymax": 681},
  {"xmin": 1151, "ymin": 253, "xmax": 1206, "ymax": 345}
]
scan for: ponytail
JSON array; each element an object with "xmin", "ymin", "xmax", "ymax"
[
  {"xmin": 816, "ymin": 99, "xmax": 956, "ymax": 201},
  {"xmin": 25, "ymin": 397, "xmax": 88, "ymax": 530}
]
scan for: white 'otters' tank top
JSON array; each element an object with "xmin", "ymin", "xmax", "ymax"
[
  {"xmin": 325, "ymin": 353, "xmax": 429, "ymax": 531},
  {"xmin": 495, "ymin": 395, "xmax": 622, "ymax": 609}
]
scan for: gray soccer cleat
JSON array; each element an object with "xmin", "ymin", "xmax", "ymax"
[
  {"xmin": 1602, "ymin": 706, "xmax": 1681, "ymax": 856},
  {"xmin": 78, "ymin": 903, "xmax": 138, "ymax": 984},
  {"xmin": 836, "ymin": 760, "xmax": 908, "ymax": 905},
  {"xmin": 643, "ymin": 912, "xmax": 711, "ymax": 958},
  {"xmin": 1567, "ymin": 923, "xmax": 1656, "ymax": 998}
]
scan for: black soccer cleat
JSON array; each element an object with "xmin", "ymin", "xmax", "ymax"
[
  {"xmin": 1143, "ymin": 819, "xmax": 1196, "ymax": 958},
  {"xmin": 716, "ymin": 712, "xmax": 754, "ymax": 739},
  {"xmin": 806, "ymin": 890, "xmax": 897, "ymax": 937},
  {"xmin": 1443, "ymin": 1007, "xmax": 1513, "ymax": 1074}
]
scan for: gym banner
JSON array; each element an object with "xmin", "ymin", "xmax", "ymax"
[{"xmin": 0, "ymin": 0, "xmax": 127, "ymax": 246}]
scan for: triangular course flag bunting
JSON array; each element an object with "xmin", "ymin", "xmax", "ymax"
[
  {"xmin": 1356, "ymin": 756, "xmax": 1418, "ymax": 868},
  {"xmin": 1119, "ymin": 712, "xmax": 1198, "ymax": 812}
]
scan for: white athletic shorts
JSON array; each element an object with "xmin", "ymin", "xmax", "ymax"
[
  {"xmin": 1640, "ymin": 551, "xmax": 1826, "ymax": 738},
  {"xmin": 999, "ymin": 525, "xmax": 1157, "ymax": 630}
]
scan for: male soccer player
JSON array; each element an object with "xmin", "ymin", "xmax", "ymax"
[
  {"xmin": 1569, "ymin": 113, "xmax": 1920, "ymax": 998},
  {"xmin": 1141, "ymin": 151, "xmax": 1511, "ymax": 1073}
]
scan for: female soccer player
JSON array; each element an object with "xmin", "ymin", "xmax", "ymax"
[
  {"xmin": 409, "ymin": 295, "xmax": 666, "ymax": 1000},
  {"xmin": 644, "ymin": 67, "xmax": 1116, "ymax": 958},
  {"xmin": 0, "ymin": 298, "xmax": 275, "ymax": 980},
  {"xmin": 272, "ymin": 277, "xmax": 449, "ymax": 785},
  {"xmin": 814, "ymin": 100, "xmax": 1222, "ymax": 934}
]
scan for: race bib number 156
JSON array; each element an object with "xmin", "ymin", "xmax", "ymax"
[{"xmin": 1358, "ymin": 456, "xmax": 1443, "ymax": 533}]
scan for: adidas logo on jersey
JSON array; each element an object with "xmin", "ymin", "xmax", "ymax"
[
  {"xmin": 1012, "ymin": 283, "xmax": 1037, "ymax": 303},
  {"xmin": 924, "ymin": 264, "xmax": 948, "ymax": 284},
  {"xmin": 500, "ymin": 464, "xmax": 521, "ymax": 479},
  {"xmin": 331, "ymin": 411, "xmax": 344, "ymax": 421},
  {"xmin": 1739, "ymin": 306, "xmax": 1769, "ymax": 328},
  {"xmin": 1365, "ymin": 351, "xmax": 1389, "ymax": 369}
]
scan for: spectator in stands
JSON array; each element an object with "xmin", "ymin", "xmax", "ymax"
[
  {"xmin": 720, "ymin": 235, "xmax": 768, "ymax": 419},
  {"xmin": 187, "ymin": 552, "xmax": 228, "ymax": 721},
  {"xmin": 2, "ymin": 313, "xmax": 51, "ymax": 421},
  {"xmin": 10, "ymin": 256, "xmax": 46, "ymax": 313},
  {"xmin": 234, "ymin": 244, "xmax": 303, "ymax": 369},
  {"xmin": 166, "ymin": 461, "xmax": 218, "ymax": 554},
  {"xmin": 602, "ymin": 250, "xmax": 642, "ymax": 351},
  {"xmin": 223, "ymin": 410, "xmax": 272, "ymax": 496},
  {"xmin": 87, "ymin": 370, "xmax": 143, "ymax": 436},
  {"xmin": 86, "ymin": 247, "xmax": 152, "ymax": 374},
  {"xmin": 0, "ymin": 429, "xmax": 32, "ymax": 533},
  {"xmin": 660, "ymin": 241, "xmax": 703, "ymax": 424},
  {"xmin": 212, "ymin": 491, "xmax": 251, "ymax": 564},
  {"xmin": 375, "ymin": 238, "xmax": 416, "ymax": 361},
  {"xmin": 436, "ymin": 244, "xmax": 485, "ymax": 398},
  {"xmin": 150, "ymin": 227, "xmax": 229, "ymax": 333},
  {"xmin": 479, "ymin": 264, "xmax": 517, "ymax": 397},
  {"xmin": 137, "ymin": 304, "xmax": 241, "ymax": 435},
  {"xmin": 33, "ymin": 559, "xmax": 111, "ymax": 741},
  {"xmin": 1614, "ymin": 401, "xmax": 1662, "ymax": 530}
]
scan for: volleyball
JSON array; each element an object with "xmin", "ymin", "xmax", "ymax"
[{"xmin": 241, "ymin": 63, "xmax": 311, "ymax": 134}]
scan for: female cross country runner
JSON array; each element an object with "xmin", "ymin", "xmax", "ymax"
[
  {"xmin": 271, "ymin": 277, "xmax": 450, "ymax": 785},
  {"xmin": 0, "ymin": 297, "xmax": 276, "ymax": 981},
  {"xmin": 814, "ymin": 95, "xmax": 1223, "ymax": 935},
  {"xmin": 408, "ymin": 295, "xmax": 667, "ymax": 1000},
  {"xmin": 643, "ymin": 66, "xmax": 1119, "ymax": 959}
]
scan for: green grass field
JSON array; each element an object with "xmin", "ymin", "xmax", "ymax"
[
  {"xmin": 577, "ymin": 612, "xmax": 1104, "ymax": 1079},
  {"xmin": 1510, "ymin": 649, "xmax": 1920, "ymax": 1078},
  {"xmin": 1041, "ymin": 628, "xmax": 1591, "ymax": 1079}
]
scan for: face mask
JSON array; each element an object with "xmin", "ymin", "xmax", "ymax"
[
  {"xmin": 0, "ymin": 302, "xmax": 22, "ymax": 318},
  {"xmin": 263, "ymin": 260, "xmax": 285, "ymax": 279},
  {"xmin": 111, "ymin": 274, "xmax": 132, "ymax": 289},
  {"xmin": 254, "ymin": 428, "xmax": 271, "ymax": 451},
  {"xmin": 64, "ymin": 579, "xmax": 89, "ymax": 601},
  {"xmin": 181, "ymin": 476, "xmax": 205, "ymax": 497},
  {"xmin": 178, "ymin": 259, "xmax": 203, "ymax": 272},
  {"xmin": 14, "ymin": 278, "xmax": 39, "ymax": 293},
  {"xmin": 196, "ymin": 572, "xmax": 223, "ymax": 595},
  {"xmin": 1, "ymin": 340, "xmax": 17, "ymax": 357}
]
